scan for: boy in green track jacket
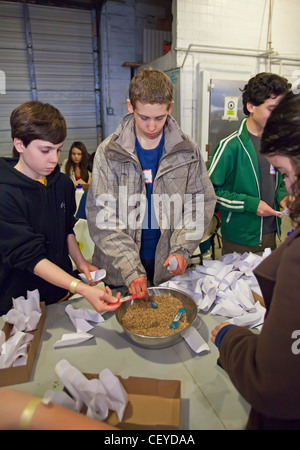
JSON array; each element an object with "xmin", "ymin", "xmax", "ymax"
[{"xmin": 208, "ymin": 73, "xmax": 291, "ymax": 254}]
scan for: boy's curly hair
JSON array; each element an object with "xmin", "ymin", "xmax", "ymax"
[{"xmin": 241, "ymin": 73, "xmax": 291, "ymax": 115}]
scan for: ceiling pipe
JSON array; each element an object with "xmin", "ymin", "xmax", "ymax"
[{"xmin": 175, "ymin": 43, "xmax": 300, "ymax": 69}]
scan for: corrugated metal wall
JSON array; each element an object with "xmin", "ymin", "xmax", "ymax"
[
  {"xmin": 0, "ymin": 2, "xmax": 31, "ymax": 157},
  {"xmin": 0, "ymin": 1, "xmax": 99, "ymax": 161},
  {"xmin": 143, "ymin": 29, "xmax": 172, "ymax": 64}
]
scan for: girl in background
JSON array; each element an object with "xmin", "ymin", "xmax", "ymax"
[{"xmin": 61, "ymin": 141, "xmax": 91, "ymax": 188}]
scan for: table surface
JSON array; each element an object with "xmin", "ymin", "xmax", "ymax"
[{"xmin": 0, "ymin": 295, "xmax": 250, "ymax": 430}]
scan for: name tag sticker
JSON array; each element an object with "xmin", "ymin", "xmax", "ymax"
[
  {"xmin": 270, "ymin": 164, "xmax": 276, "ymax": 175},
  {"xmin": 143, "ymin": 169, "xmax": 153, "ymax": 184}
]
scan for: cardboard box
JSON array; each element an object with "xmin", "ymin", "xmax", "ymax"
[
  {"xmin": 84, "ymin": 373, "xmax": 181, "ymax": 430},
  {"xmin": 0, "ymin": 302, "xmax": 46, "ymax": 387},
  {"xmin": 251, "ymin": 291, "xmax": 265, "ymax": 308}
]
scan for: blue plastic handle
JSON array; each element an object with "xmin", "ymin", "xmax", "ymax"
[{"xmin": 169, "ymin": 308, "xmax": 186, "ymax": 329}]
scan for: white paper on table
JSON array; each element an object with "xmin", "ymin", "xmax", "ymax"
[
  {"xmin": 182, "ymin": 270, "xmax": 204, "ymax": 281},
  {"xmin": 65, "ymin": 304, "xmax": 105, "ymax": 333},
  {"xmin": 251, "ymin": 284, "xmax": 263, "ymax": 297},
  {"xmin": 55, "ymin": 359, "xmax": 90, "ymax": 412},
  {"xmin": 215, "ymin": 264, "xmax": 234, "ymax": 282},
  {"xmin": 2, "ymin": 309, "xmax": 28, "ymax": 334},
  {"xmin": 159, "ymin": 251, "xmax": 267, "ymax": 329},
  {"xmin": 229, "ymin": 302, "xmax": 266, "ymax": 329},
  {"xmin": 202, "ymin": 260, "xmax": 225, "ymax": 269},
  {"xmin": 210, "ymin": 297, "xmax": 244, "ymax": 317},
  {"xmin": 198, "ymin": 290, "xmax": 216, "ymax": 312},
  {"xmin": 232, "ymin": 279, "xmax": 256, "ymax": 311},
  {"xmin": 78, "ymin": 269, "xmax": 106, "ymax": 284},
  {"xmin": 197, "ymin": 295, "xmax": 210, "ymax": 312},
  {"xmin": 218, "ymin": 270, "xmax": 242, "ymax": 291},
  {"xmin": 262, "ymin": 247, "xmax": 272, "ymax": 259},
  {"xmin": 99, "ymin": 368, "xmax": 128, "ymax": 421},
  {"xmin": 220, "ymin": 252, "xmax": 241, "ymax": 265},
  {"xmin": 235, "ymin": 260, "xmax": 256, "ymax": 277},
  {"xmin": 0, "ymin": 331, "xmax": 33, "ymax": 368},
  {"xmin": 182, "ymin": 325, "xmax": 210, "ymax": 354},
  {"xmin": 194, "ymin": 261, "xmax": 224, "ymax": 276},
  {"xmin": 160, "ymin": 280, "xmax": 195, "ymax": 300},
  {"xmin": 201, "ymin": 278, "xmax": 216, "ymax": 298},
  {"xmin": 193, "ymin": 279, "xmax": 204, "ymax": 298},
  {"xmin": 53, "ymin": 359, "xmax": 128, "ymax": 421},
  {"xmin": 53, "ymin": 332, "xmax": 94, "ymax": 348},
  {"xmin": 242, "ymin": 252, "xmax": 260, "ymax": 266},
  {"xmin": 2, "ymin": 289, "xmax": 42, "ymax": 335},
  {"xmin": 12, "ymin": 289, "xmax": 41, "ymax": 315}
]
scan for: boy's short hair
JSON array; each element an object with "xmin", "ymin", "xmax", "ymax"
[
  {"xmin": 10, "ymin": 101, "xmax": 66, "ymax": 147},
  {"xmin": 241, "ymin": 72, "xmax": 291, "ymax": 115},
  {"xmin": 129, "ymin": 68, "xmax": 173, "ymax": 109}
]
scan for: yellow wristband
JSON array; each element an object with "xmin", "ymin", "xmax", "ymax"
[
  {"xmin": 69, "ymin": 279, "xmax": 82, "ymax": 294},
  {"xmin": 19, "ymin": 397, "xmax": 42, "ymax": 430}
]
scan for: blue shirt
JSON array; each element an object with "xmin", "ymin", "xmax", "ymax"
[{"xmin": 136, "ymin": 133, "xmax": 164, "ymax": 262}]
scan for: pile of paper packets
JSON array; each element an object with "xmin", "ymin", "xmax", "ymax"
[
  {"xmin": 0, "ymin": 290, "xmax": 42, "ymax": 369},
  {"xmin": 160, "ymin": 250, "xmax": 271, "ymax": 330}
]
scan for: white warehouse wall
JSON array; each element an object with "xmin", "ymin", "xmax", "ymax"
[{"xmin": 149, "ymin": 0, "xmax": 300, "ymax": 160}]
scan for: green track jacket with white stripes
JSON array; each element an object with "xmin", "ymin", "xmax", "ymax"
[{"xmin": 208, "ymin": 118, "xmax": 288, "ymax": 247}]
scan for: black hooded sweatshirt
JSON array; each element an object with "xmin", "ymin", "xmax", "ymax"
[{"xmin": 0, "ymin": 158, "xmax": 76, "ymax": 314}]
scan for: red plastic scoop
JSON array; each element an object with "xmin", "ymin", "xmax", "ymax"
[{"xmin": 115, "ymin": 292, "xmax": 145, "ymax": 305}]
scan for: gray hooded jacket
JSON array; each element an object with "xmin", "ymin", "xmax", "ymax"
[{"xmin": 86, "ymin": 114, "xmax": 216, "ymax": 287}]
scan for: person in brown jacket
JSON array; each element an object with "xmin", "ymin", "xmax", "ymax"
[{"xmin": 211, "ymin": 91, "xmax": 300, "ymax": 430}]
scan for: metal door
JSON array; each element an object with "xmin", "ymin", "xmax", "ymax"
[{"xmin": 208, "ymin": 79, "xmax": 246, "ymax": 159}]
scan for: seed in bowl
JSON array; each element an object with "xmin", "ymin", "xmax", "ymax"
[{"xmin": 121, "ymin": 294, "xmax": 194, "ymax": 337}]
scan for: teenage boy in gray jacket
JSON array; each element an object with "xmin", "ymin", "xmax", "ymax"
[{"xmin": 86, "ymin": 68, "xmax": 216, "ymax": 297}]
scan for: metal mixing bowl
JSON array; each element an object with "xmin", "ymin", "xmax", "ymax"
[{"xmin": 115, "ymin": 286, "xmax": 198, "ymax": 349}]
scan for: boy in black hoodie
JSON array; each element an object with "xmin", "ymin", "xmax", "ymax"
[{"xmin": 0, "ymin": 101, "xmax": 120, "ymax": 314}]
